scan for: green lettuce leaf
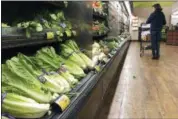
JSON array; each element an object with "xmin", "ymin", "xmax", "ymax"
[
  {"xmin": 2, "ymin": 93, "xmax": 50, "ymax": 118},
  {"xmin": 60, "ymin": 44, "xmax": 87, "ymax": 69},
  {"xmin": 18, "ymin": 53, "xmax": 71, "ymax": 93},
  {"xmin": 2, "ymin": 59, "xmax": 52, "ymax": 103}
]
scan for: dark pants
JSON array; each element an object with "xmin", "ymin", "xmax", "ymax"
[{"xmin": 151, "ymin": 31, "xmax": 161, "ymax": 57}]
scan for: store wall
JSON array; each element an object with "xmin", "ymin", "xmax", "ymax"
[
  {"xmin": 131, "ymin": 6, "xmax": 172, "ymax": 40},
  {"xmin": 172, "ymin": 1, "xmax": 178, "ymax": 13},
  {"xmin": 171, "ymin": 1, "xmax": 178, "ymax": 25}
]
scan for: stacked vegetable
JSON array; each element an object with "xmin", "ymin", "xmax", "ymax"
[
  {"xmin": 92, "ymin": 35, "xmax": 127, "ymax": 65},
  {"xmin": 15, "ymin": 10, "xmax": 76, "ymax": 39},
  {"xmin": 1, "ymin": 40, "xmax": 94, "ymax": 118},
  {"xmin": 2, "ymin": 23, "xmax": 10, "ymax": 28},
  {"xmin": 92, "ymin": 41, "xmax": 109, "ymax": 65},
  {"xmin": 92, "ymin": 1, "xmax": 107, "ymax": 17},
  {"xmin": 92, "ymin": 21, "xmax": 109, "ymax": 36},
  {"xmin": 120, "ymin": 32, "xmax": 131, "ymax": 39}
]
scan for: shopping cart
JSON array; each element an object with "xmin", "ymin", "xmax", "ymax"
[{"xmin": 139, "ymin": 23, "xmax": 152, "ymax": 57}]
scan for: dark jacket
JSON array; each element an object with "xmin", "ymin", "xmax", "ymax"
[{"xmin": 146, "ymin": 10, "xmax": 166, "ymax": 31}]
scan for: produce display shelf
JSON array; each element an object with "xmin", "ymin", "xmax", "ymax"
[
  {"xmin": 1, "ymin": 1, "xmax": 131, "ymax": 119},
  {"xmin": 2, "ymin": 39, "xmax": 58, "ymax": 50},
  {"xmin": 93, "ymin": 33, "xmax": 107, "ymax": 39},
  {"xmin": 51, "ymin": 39, "xmax": 128, "ymax": 119},
  {"xmin": 2, "ymin": 28, "xmax": 76, "ymax": 50}
]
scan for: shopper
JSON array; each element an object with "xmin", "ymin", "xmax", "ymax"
[{"xmin": 146, "ymin": 3, "xmax": 166, "ymax": 59}]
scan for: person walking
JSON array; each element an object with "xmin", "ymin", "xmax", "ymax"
[{"xmin": 146, "ymin": 3, "xmax": 166, "ymax": 59}]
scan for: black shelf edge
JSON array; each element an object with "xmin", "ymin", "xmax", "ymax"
[
  {"xmin": 51, "ymin": 39, "xmax": 129, "ymax": 119},
  {"xmin": 70, "ymin": 71, "xmax": 95, "ymax": 93},
  {"xmin": 93, "ymin": 33, "xmax": 108, "ymax": 39},
  {"xmin": 93, "ymin": 12, "xmax": 107, "ymax": 20},
  {"xmin": 54, "ymin": 74, "xmax": 97, "ymax": 119},
  {"xmin": 2, "ymin": 28, "xmax": 77, "ymax": 50},
  {"xmin": 93, "ymin": 30, "xmax": 110, "ymax": 39},
  {"xmin": 2, "ymin": 39, "xmax": 58, "ymax": 50},
  {"xmin": 50, "ymin": 72, "xmax": 96, "ymax": 119}
]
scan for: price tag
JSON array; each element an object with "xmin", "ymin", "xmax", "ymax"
[
  {"xmin": 38, "ymin": 74, "xmax": 47, "ymax": 84},
  {"xmin": 95, "ymin": 65, "xmax": 100, "ymax": 72},
  {"xmin": 40, "ymin": 18, "xmax": 47, "ymax": 23},
  {"xmin": 46, "ymin": 32, "xmax": 54, "ymax": 40},
  {"xmin": 58, "ymin": 65, "xmax": 67, "ymax": 74},
  {"xmin": 60, "ymin": 23, "xmax": 66, "ymax": 28},
  {"xmin": 55, "ymin": 95, "xmax": 70, "ymax": 111}
]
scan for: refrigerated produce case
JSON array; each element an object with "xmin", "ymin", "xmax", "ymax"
[{"xmin": 1, "ymin": 1, "xmax": 131, "ymax": 119}]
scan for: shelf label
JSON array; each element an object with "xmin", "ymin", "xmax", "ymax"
[
  {"xmin": 55, "ymin": 95, "xmax": 70, "ymax": 111},
  {"xmin": 60, "ymin": 23, "xmax": 66, "ymax": 28},
  {"xmin": 46, "ymin": 32, "xmax": 54, "ymax": 40}
]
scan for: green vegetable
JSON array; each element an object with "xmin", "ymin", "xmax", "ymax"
[
  {"xmin": 78, "ymin": 53, "xmax": 94, "ymax": 69},
  {"xmin": 42, "ymin": 47, "xmax": 85, "ymax": 79},
  {"xmin": 57, "ymin": 11, "xmax": 65, "ymax": 21},
  {"xmin": 35, "ymin": 23, "xmax": 43, "ymax": 32},
  {"xmin": 2, "ymin": 93, "xmax": 50, "ymax": 118},
  {"xmin": 62, "ymin": 60, "xmax": 86, "ymax": 79},
  {"xmin": 41, "ymin": 18, "xmax": 51, "ymax": 29},
  {"xmin": 65, "ymin": 21, "xmax": 72, "ymax": 29},
  {"xmin": 18, "ymin": 53, "xmax": 71, "ymax": 93},
  {"xmin": 60, "ymin": 44, "xmax": 87, "ymax": 69},
  {"xmin": 2, "ymin": 59, "xmax": 52, "ymax": 103},
  {"xmin": 17, "ymin": 21, "xmax": 43, "ymax": 38},
  {"xmin": 65, "ymin": 29, "xmax": 72, "ymax": 37},
  {"xmin": 64, "ymin": 39, "xmax": 80, "ymax": 51},
  {"xmin": 65, "ymin": 40, "xmax": 94, "ymax": 69},
  {"xmin": 44, "ymin": 73, "xmax": 71, "ymax": 93},
  {"xmin": 106, "ymin": 41, "xmax": 118, "ymax": 50},
  {"xmin": 64, "ymin": 1, "xmax": 68, "ymax": 8},
  {"xmin": 35, "ymin": 47, "xmax": 79, "ymax": 85},
  {"xmin": 50, "ymin": 14, "xmax": 57, "ymax": 21},
  {"xmin": 2, "ymin": 23, "xmax": 10, "ymax": 28},
  {"xmin": 72, "ymin": 30, "xmax": 77, "ymax": 36},
  {"xmin": 58, "ymin": 68, "xmax": 79, "ymax": 85}
]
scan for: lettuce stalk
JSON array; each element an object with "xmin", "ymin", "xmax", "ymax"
[
  {"xmin": 65, "ymin": 40, "xmax": 94, "ymax": 69},
  {"xmin": 36, "ymin": 47, "xmax": 86, "ymax": 79},
  {"xmin": 60, "ymin": 44, "xmax": 87, "ymax": 69},
  {"xmin": 35, "ymin": 48, "xmax": 79, "ymax": 85},
  {"xmin": 2, "ymin": 58, "xmax": 52, "ymax": 103},
  {"xmin": 18, "ymin": 53, "xmax": 71, "ymax": 93},
  {"xmin": 2, "ymin": 93, "xmax": 50, "ymax": 118}
]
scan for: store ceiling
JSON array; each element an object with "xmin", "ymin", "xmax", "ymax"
[{"xmin": 133, "ymin": 2, "xmax": 174, "ymax": 8}]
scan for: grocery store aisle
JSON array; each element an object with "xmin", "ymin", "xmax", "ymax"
[{"xmin": 97, "ymin": 42, "xmax": 178, "ymax": 119}]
